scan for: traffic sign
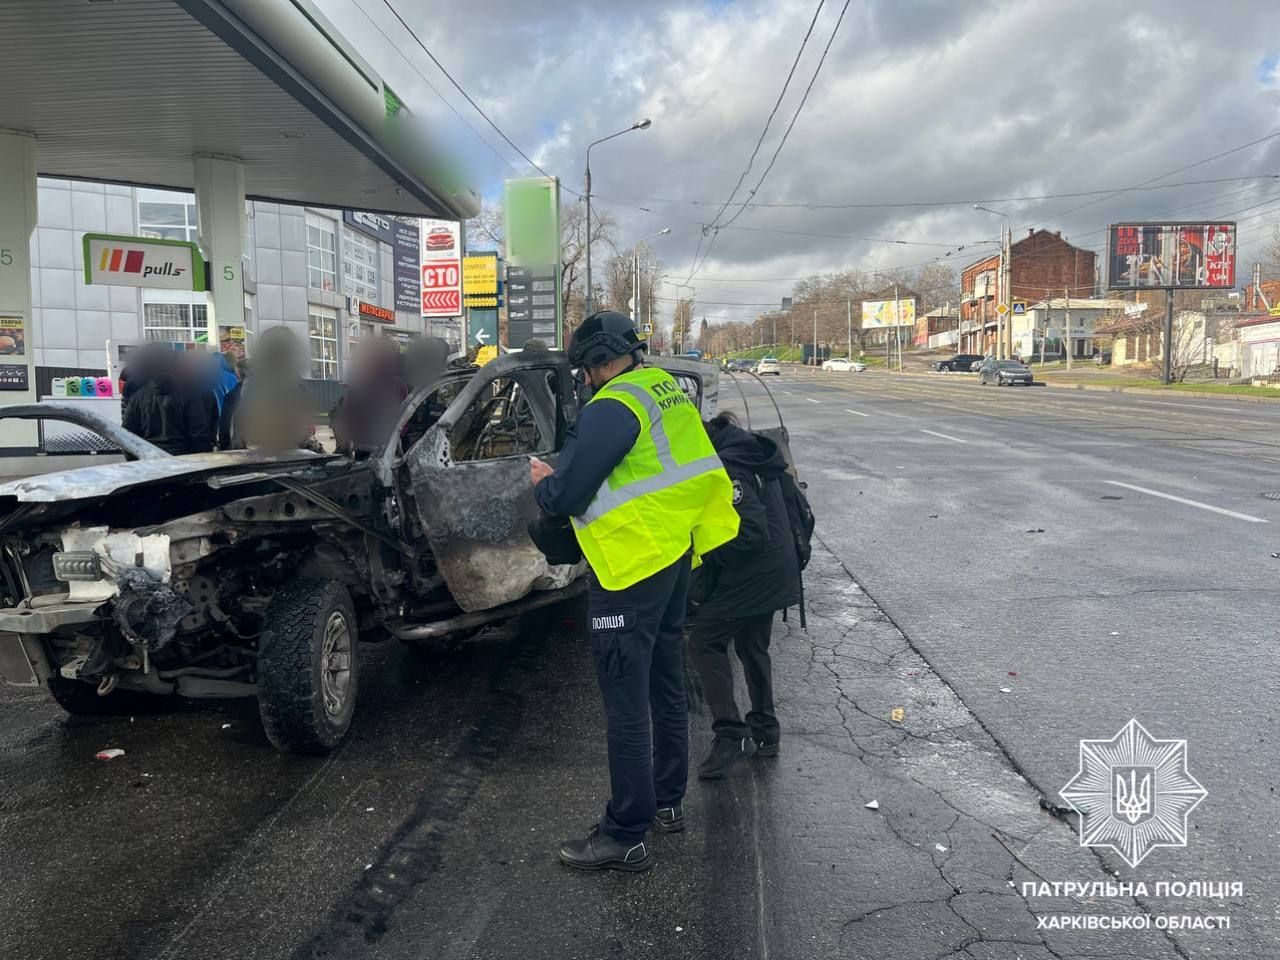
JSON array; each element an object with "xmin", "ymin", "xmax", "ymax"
[
  {"xmin": 1011, "ymin": 300, "xmax": 1028, "ymax": 315},
  {"xmin": 422, "ymin": 260, "xmax": 461, "ymax": 316},
  {"xmin": 995, "ymin": 302, "xmax": 1010, "ymax": 317},
  {"xmin": 475, "ymin": 328, "xmax": 491, "ymax": 345}
]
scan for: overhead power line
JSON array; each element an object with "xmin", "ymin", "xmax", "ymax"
[
  {"xmin": 596, "ymin": 174, "xmax": 1279, "ymax": 212},
  {"xmin": 701, "ymin": 0, "xmax": 827, "ymax": 232},
  {"xmin": 687, "ymin": 0, "xmax": 852, "ymax": 282}
]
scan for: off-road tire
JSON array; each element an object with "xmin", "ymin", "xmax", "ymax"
[
  {"xmin": 47, "ymin": 675, "xmax": 169, "ymax": 716},
  {"xmin": 258, "ymin": 578, "xmax": 358, "ymax": 754}
]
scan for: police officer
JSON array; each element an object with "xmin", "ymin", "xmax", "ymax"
[{"xmin": 530, "ymin": 311, "xmax": 739, "ymax": 872}]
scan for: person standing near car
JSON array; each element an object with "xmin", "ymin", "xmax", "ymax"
[
  {"xmin": 529, "ymin": 310, "xmax": 739, "ymax": 873},
  {"xmin": 688, "ymin": 412, "xmax": 802, "ymax": 777}
]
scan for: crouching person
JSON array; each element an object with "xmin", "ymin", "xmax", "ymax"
[{"xmin": 690, "ymin": 412, "xmax": 802, "ymax": 778}]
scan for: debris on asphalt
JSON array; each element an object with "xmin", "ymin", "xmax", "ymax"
[
  {"xmin": 365, "ymin": 807, "xmax": 374, "ymax": 812},
  {"xmin": 935, "ymin": 843, "xmax": 948, "ymax": 853},
  {"xmin": 999, "ymin": 687, "xmax": 1012, "ymax": 694},
  {"xmin": 1110, "ymin": 631, "xmax": 1120, "ymax": 636},
  {"xmin": 676, "ymin": 927, "xmax": 684, "ymax": 933},
  {"xmin": 928, "ymin": 514, "xmax": 938, "ymax": 519},
  {"xmin": 95, "ymin": 748, "xmax": 125, "ymax": 761},
  {"xmin": 865, "ymin": 800, "xmax": 880, "ymax": 810},
  {"xmin": 890, "ymin": 707, "xmax": 905, "ymax": 722},
  {"xmin": 1270, "ymin": 552, "xmax": 1279, "ymax": 559},
  {"xmin": 1026, "ymin": 528, "xmax": 1045, "ymax": 533},
  {"xmin": 221, "ymin": 723, "xmax": 231, "ymax": 730},
  {"xmin": 1007, "ymin": 671, "xmax": 1018, "ymax": 676}
]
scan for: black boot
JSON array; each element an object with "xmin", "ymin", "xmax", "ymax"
[
  {"xmin": 698, "ymin": 736, "xmax": 757, "ymax": 779},
  {"xmin": 753, "ymin": 737, "xmax": 780, "ymax": 757},
  {"xmin": 653, "ymin": 803, "xmax": 684, "ymax": 833},
  {"xmin": 558, "ymin": 826, "xmax": 654, "ymax": 872}
]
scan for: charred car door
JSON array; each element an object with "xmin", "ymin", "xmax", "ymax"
[{"xmin": 401, "ymin": 353, "xmax": 577, "ymax": 612}]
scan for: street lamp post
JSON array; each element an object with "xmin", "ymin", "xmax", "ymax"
[
  {"xmin": 584, "ymin": 118, "xmax": 652, "ymax": 317},
  {"xmin": 631, "ymin": 228, "xmax": 670, "ymax": 330}
]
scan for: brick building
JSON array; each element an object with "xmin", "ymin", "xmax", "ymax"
[{"xmin": 959, "ymin": 230, "xmax": 1097, "ymax": 353}]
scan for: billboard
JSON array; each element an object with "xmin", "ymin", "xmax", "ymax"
[
  {"xmin": 421, "ymin": 219, "xmax": 462, "ymax": 317},
  {"xmin": 1107, "ymin": 222, "xmax": 1236, "ymax": 290},
  {"xmin": 342, "ymin": 212, "xmax": 421, "ymax": 312},
  {"xmin": 861, "ymin": 298, "xmax": 916, "ymax": 328}
]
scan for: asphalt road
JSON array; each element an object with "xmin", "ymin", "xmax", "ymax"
[
  {"xmin": 0, "ymin": 368, "xmax": 1275, "ymax": 959},
  {"xmin": 732, "ymin": 367, "xmax": 1280, "ymax": 956}
]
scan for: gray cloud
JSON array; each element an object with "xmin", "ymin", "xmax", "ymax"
[{"xmin": 319, "ymin": 0, "xmax": 1280, "ymax": 321}]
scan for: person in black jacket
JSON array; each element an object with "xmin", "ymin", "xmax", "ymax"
[
  {"xmin": 121, "ymin": 349, "xmax": 216, "ymax": 456},
  {"xmin": 689, "ymin": 412, "xmax": 801, "ymax": 779}
]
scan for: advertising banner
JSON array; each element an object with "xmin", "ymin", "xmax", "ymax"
[
  {"xmin": 1107, "ymin": 222, "xmax": 1236, "ymax": 290},
  {"xmin": 861, "ymin": 298, "xmax": 917, "ymax": 328},
  {"xmin": 343, "ymin": 212, "xmax": 422, "ymax": 312},
  {"xmin": 421, "ymin": 219, "xmax": 462, "ymax": 317},
  {"xmin": 83, "ymin": 234, "xmax": 206, "ymax": 291}
]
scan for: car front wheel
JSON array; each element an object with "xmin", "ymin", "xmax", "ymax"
[{"xmin": 258, "ymin": 578, "xmax": 359, "ymax": 754}]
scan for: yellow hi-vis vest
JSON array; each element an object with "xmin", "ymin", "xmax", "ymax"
[{"xmin": 570, "ymin": 367, "xmax": 739, "ymax": 591}]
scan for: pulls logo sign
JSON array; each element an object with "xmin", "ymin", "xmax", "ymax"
[{"xmin": 83, "ymin": 234, "xmax": 204, "ymax": 291}]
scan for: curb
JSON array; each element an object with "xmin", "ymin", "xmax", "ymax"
[
  {"xmin": 782, "ymin": 363, "xmax": 1280, "ymax": 405},
  {"xmin": 1038, "ymin": 381, "xmax": 1280, "ymax": 404}
]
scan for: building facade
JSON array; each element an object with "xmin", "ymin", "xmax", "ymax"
[
  {"xmin": 28, "ymin": 177, "xmax": 458, "ymax": 382},
  {"xmin": 959, "ymin": 230, "xmax": 1097, "ymax": 354}
]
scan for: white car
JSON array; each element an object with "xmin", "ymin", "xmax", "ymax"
[
  {"xmin": 756, "ymin": 357, "xmax": 782, "ymax": 375},
  {"xmin": 822, "ymin": 357, "xmax": 866, "ymax": 372}
]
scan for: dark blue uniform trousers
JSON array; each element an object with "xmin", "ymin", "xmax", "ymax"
[{"xmin": 589, "ymin": 554, "xmax": 691, "ymax": 844}]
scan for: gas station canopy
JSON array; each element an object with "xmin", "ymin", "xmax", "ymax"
[{"xmin": 0, "ymin": 0, "xmax": 479, "ymax": 219}]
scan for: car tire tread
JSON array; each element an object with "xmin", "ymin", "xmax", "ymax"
[{"xmin": 258, "ymin": 578, "xmax": 358, "ymax": 755}]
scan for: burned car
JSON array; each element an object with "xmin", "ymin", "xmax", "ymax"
[{"xmin": 0, "ymin": 353, "xmax": 718, "ymax": 753}]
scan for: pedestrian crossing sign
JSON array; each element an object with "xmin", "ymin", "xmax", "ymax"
[{"xmin": 1012, "ymin": 301, "xmax": 1027, "ymax": 315}]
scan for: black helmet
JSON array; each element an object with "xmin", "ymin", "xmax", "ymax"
[{"xmin": 567, "ymin": 311, "xmax": 647, "ymax": 368}]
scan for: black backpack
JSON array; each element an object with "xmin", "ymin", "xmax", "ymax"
[
  {"xmin": 777, "ymin": 471, "xmax": 815, "ymax": 571},
  {"xmin": 776, "ymin": 470, "xmax": 816, "ymax": 629}
]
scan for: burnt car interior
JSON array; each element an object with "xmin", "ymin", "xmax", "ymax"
[{"xmin": 0, "ymin": 353, "xmax": 736, "ymax": 753}]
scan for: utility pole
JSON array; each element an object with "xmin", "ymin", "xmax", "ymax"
[
  {"xmin": 1039, "ymin": 299, "xmax": 1047, "ymax": 366},
  {"xmin": 812, "ymin": 309, "xmax": 818, "ymax": 367},
  {"xmin": 893, "ymin": 283, "xmax": 901, "ymax": 372},
  {"xmin": 1003, "ymin": 223, "xmax": 1013, "ymax": 360},
  {"xmin": 847, "ymin": 299, "xmax": 852, "ymax": 360},
  {"xmin": 1064, "ymin": 288, "xmax": 1072, "ymax": 370},
  {"xmin": 1162, "ymin": 291, "xmax": 1174, "ymax": 385}
]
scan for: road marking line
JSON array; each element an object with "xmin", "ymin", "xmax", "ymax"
[
  {"xmin": 845, "ymin": 408, "xmax": 870, "ymax": 417},
  {"xmin": 1133, "ymin": 399, "xmax": 1256, "ymax": 414},
  {"xmin": 783, "ymin": 390, "xmax": 793, "ymax": 395},
  {"xmin": 876, "ymin": 409, "xmax": 913, "ymax": 419},
  {"xmin": 1103, "ymin": 481, "xmax": 1269, "ymax": 523},
  {"xmin": 806, "ymin": 398, "xmax": 820, "ymax": 404},
  {"xmin": 919, "ymin": 429, "xmax": 968, "ymax": 443}
]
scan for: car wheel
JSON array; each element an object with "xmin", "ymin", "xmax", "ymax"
[
  {"xmin": 258, "ymin": 578, "xmax": 358, "ymax": 754},
  {"xmin": 46, "ymin": 674, "xmax": 171, "ymax": 717}
]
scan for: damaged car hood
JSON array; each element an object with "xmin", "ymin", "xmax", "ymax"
[{"xmin": 0, "ymin": 449, "xmax": 332, "ymax": 503}]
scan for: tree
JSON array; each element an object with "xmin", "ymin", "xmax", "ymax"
[
  {"xmin": 913, "ymin": 263, "xmax": 960, "ymax": 311},
  {"xmin": 1263, "ymin": 224, "xmax": 1280, "ymax": 281},
  {"xmin": 601, "ymin": 243, "xmax": 664, "ymax": 327},
  {"xmin": 465, "ymin": 201, "xmax": 504, "ymax": 252},
  {"xmin": 670, "ymin": 297, "xmax": 696, "ymax": 354}
]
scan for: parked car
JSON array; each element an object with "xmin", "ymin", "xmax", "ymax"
[
  {"xmin": 0, "ymin": 355, "xmax": 721, "ymax": 754},
  {"xmin": 1093, "ymin": 350, "xmax": 1113, "ymax": 366},
  {"xmin": 978, "ymin": 359, "xmax": 1034, "ymax": 386},
  {"xmin": 933, "ymin": 354, "xmax": 985, "ymax": 373},
  {"xmin": 756, "ymin": 357, "xmax": 782, "ymax": 376},
  {"xmin": 821, "ymin": 358, "xmax": 867, "ymax": 373},
  {"xmin": 725, "ymin": 359, "xmax": 755, "ymax": 373},
  {"xmin": 969, "ymin": 358, "xmax": 988, "ymax": 372}
]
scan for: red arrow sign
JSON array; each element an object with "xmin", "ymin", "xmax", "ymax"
[{"xmin": 422, "ymin": 259, "xmax": 461, "ymax": 316}]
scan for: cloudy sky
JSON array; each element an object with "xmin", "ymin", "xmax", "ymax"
[{"xmin": 317, "ymin": 0, "xmax": 1280, "ymax": 322}]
